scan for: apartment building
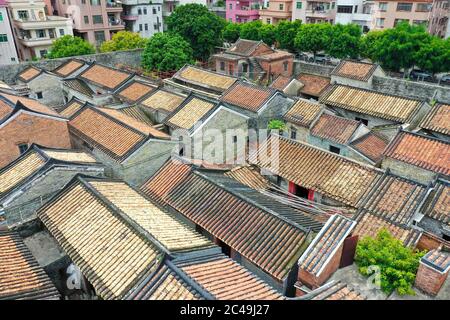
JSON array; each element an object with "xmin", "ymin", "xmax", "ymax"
[
  {"xmin": 259, "ymin": 0, "xmax": 292, "ymax": 24},
  {"xmin": 121, "ymin": 0, "xmax": 162, "ymax": 37},
  {"xmin": 428, "ymin": 0, "xmax": 449, "ymax": 38},
  {"xmin": 226, "ymin": 0, "xmax": 263, "ymax": 23},
  {"xmin": 0, "ymin": 0, "xmax": 19, "ymax": 64},
  {"xmin": 292, "ymin": 0, "xmax": 336, "ymax": 23},
  {"xmin": 8, "ymin": 0, "xmax": 73, "ymax": 61},
  {"xmin": 53, "ymin": 0, "xmax": 124, "ymax": 47}
]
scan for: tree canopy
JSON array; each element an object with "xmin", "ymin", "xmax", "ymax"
[
  {"xmin": 100, "ymin": 31, "xmax": 147, "ymax": 53},
  {"xmin": 275, "ymin": 20, "xmax": 302, "ymax": 51},
  {"xmin": 355, "ymin": 229, "xmax": 426, "ymax": 296},
  {"xmin": 327, "ymin": 24, "xmax": 362, "ymax": 59},
  {"xmin": 142, "ymin": 33, "xmax": 194, "ymax": 72},
  {"xmin": 223, "ymin": 22, "xmax": 241, "ymax": 43},
  {"xmin": 166, "ymin": 4, "xmax": 226, "ymax": 61},
  {"xmin": 414, "ymin": 37, "xmax": 450, "ymax": 75},
  {"xmin": 294, "ymin": 23, "xmax": 332, "ymax": 57},
  {"xmin": 239, "ymin": 20, "xmax": 264, "ymax": 41},
  {"xmin": 47, "ymin": 35, "xmax": 95, "ymax": 59}
]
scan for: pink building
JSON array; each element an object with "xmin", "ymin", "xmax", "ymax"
[
  {"xmin": 53, "ymin": 0, "xmax": 124, "ymax": 47},
  {"xmin": 226, "ymin": 0, "xmax": 262, "ymax": 23},
  {"xmin": 428, "ymin": 0, "xmax": 449, "ymax": 38}
]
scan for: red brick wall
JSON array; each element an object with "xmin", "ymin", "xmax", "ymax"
[
  {"xmin": 259, "ymin": 57, "xmax": 294, "ymax": 81},
  {"xmin": 297, "ymin": 244, "xmax": 344, "ymax": 289},
  {"xmin": 415, "ymin": 262, "xmax": 448, "ymax": 296},
  {"xmin": 251, "ymin": 44, "xmax": 273, "ymax": 57},
  {"xmin": 0, "ymin": 113, "xmax": 71, "ymax": 167},
  {"xmin": 417, "ymin": 232, "xmax": 450, "ymax": 251}
]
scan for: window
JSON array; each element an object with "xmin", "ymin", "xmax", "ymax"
[
  {"xmin": 139, "ymin": 24, "xmax": 143, "ymax": 31},
  {"xmin": 283, "ymin": 61, "xmax": 288, "ymax": 72},
  {"xmin": 378, "ymin": 2, "xmax": 387, "ymax": 11},
  {"xmin": 354, "ymin": 5, "xmax": 358, "ymax": 12},
  {"xmin": 337, "ymin": 5, "xmax": 353, "ymax": 13},
  {"xmin": 228, "ymin": 63, "xmax": 234, "ymax": 75},
  {"xmin": 242, "ymin": 63, "xmax": 248, "ymax": 73},
  {"xmin": 355, "ymin": 117, "xmax": 368, "ymax": 126},
  {"xmin": 296, "ymin": 1, "xmax": 302, "ymax": 9},
  {"xmin": 18, "ymin": 10, "xmax": 28, "ymax": 20},
  {"xmin": 144, "ymin": 23, "xmax": 148, "ymax": 31},
  {"xmin": 397, "ymin": 3, "xmax": 412, "ymax": 11},
  {"xmin": 0, "ymin": 34, "xmax": 7, "ymax": 42},
  {"xmin": 59, "ymin": 28, "xmax": 65, "ymax": 36},
  {"xmin": 49, "ymin": 29, "xmax": 55, "ymax": 38},
  {"xmin": 376, "ymin": 18, "xmax": 385, "ymax": 27},
  {"xmin": 90, "ymin": 0, "xmax": 100, "ymax": 5},
  {"xmin": 331, "ymin": 2, "xmax": 335, "ymax": 9},
  {"xmin": 143, "ymin": 8, "xmax": 147, "ymax": 14},
  {"xmin": 94, "ymin": 30, "xmax": 105, "ymax": 44},
  {"xmin": 266, "ymin": 18, "xmax": 271, "ymax": 24},
  {"xmin": 394, "ymin": 18, "xmax": 409, "ymax": 26},
  {"xmin": 36, "ymin": 29, "xmax": 46, "ymax": 38},
  {"xmin": 0, "ymin": 12, "xmax": 3, "ymax": 22},
  {"xmin": 279, "ymin": 3, "xmax": 284, "ymax": 10},
  {"xmin": 290, "ymin": 129, "xmax": 297, "ymax": 140},
  {"xmin": 36, "ymin": 91, "xmax": 43, "ymax": 99},
  {"xmin": 329, "ymin": 145, "xmax": 340, "ymax": 154},
  {"xmin": 40, "ymin": 49, "xmax": 47, "ymax": 57},
  {"xmin": 152, "ymin": 7, "xmax": 156, "ymax": 14},
  {"xmin": 81, "ymin": 0, "xmax": 86, "ymax": 4},
  {"xmin": 138, "ymin": 8, "xmax": 142, "ymax": 14},
  {"xmin": 84, "ymin": 16, "xmax": 89, "ymax": 24},
  {"xmin": 229, "ymin": 3, "xmax": 232, "ymax": 9},
  {"xmin": 232, "ymin": 136, "xmax": 238, "ymax": 143},
  {"xmin": 93, "ymin": 15, "xmax": 103, "ymax": 24},
  {"xmin": 416, "ymin": 3, "xmax": 431, "ymax": 11},
  {"xmin": 220, "ymin": 61, "xmax": 225, "ymax": 71},
  {"xmin": 18, "ymin": 143, "xmax": 28, "ymax": 154}
]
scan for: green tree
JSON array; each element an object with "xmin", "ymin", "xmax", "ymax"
[
  {"xmin": 327, "ymin": 23, "xmax": 362, "ymax": 59},
  {"xmin": 240, "ymin": 20, "xmax": 263, "ymax": 41},
  {"xmin": 166, "ymin": 4, "xmax": 226, "ymax": 61},
  {"xmin": 268, "ymin": 119, "xmax": 286, "ymax": 131},
  {"xmin": 414, "ymin": 37, "xmax": 450, "ymax": 75},
  {"xmin": 355, "ymin": 229, "xmax": 426, "ymax": 296},
  {"xmin": 294, "ymin": 23, "xmax": 332, "ymax": 59},
  {"xmin": 259, "ymin": 23, "xmax": 276, "ymax": 46},
  {"xmin": 47, "ymin": 35, "xmax": 95, "ymax": 59},
  {"xmin": 223, "ymin": 22, "xmax": 241, "ymax": 43},
  {"xmin": 142, "ymin": 33, "xmax": 194, "ymax": 72},
  {"xmin": 360, "ymin": 30, "xmax": 384, "ymax": 61},
  {"xmin": 275, "ymin": 20, "xmax": 302, "ymax": 51},
  {"xmin": 100, "ymin": 31, "xmax": 148, "ymax": 52}
]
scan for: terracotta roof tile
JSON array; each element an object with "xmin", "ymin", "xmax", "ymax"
[
  {"xmin": 165, "ymin": 96, "xmax": 216, "ymax": 130},
  {"xmin": 310, "ymin": 113, "xmax": 359, "ymax": 144},
  {"xmin": 298, "ymin": 280, "xmax": 365, "ymax": 300},
  {"xmin": 283, "ymin": 99, "xmax": 322, "ymax": 127},
  {"xmin": 353, "ymin": 213, "xmax": 421, "ymax": 247},
  {"xmin": 350, "ymin": 132, "xmax": 389, "ymax": 163},
  {"xmin": 115, "ymin": 80, "xmax": 156, "ymax": 103},
  {"xmin": 79, "ymin": 64, "xmax": 132, "ymax": 90},
  {"xmin": 63, "ymin": 79, "xmax": 94, "ymax": 98},
  {"xmin": 117, "ymin": 106, "xmax": 154, "ymax": 126},
  {"xmin": 224, "ymin": 166, "xmax": 270, "ymax": 190},
  {"xmin": 270, "ymin": 75, "xmax": 292, "ymax": 90},
  {"xmin": 174, "ymin": 65, "xmax": 237, "ymax": 93},
  {"xmin": 221, "ymin": 81, "xmax": 275, "ymax": 112},
  {"xmin": 320, "ymin": 85, "xmax": 423, "ymax": 123},
  {"xmin": 421, "ymin": 249, "xmax": 450, "ymax": 273},
  {"xmin": 1, "ymin": 93, "xmax": 60, "ymax": 117},
  {"xmin": 297, "ymin": 73, "xmax": 330, "ymax": 97},
  {"xmin": 383, "ymin": 131, "xmax": 450, "ymax": 176},
  {"xmin": 53, "ymin": 59, "xmax": 85, "ymax": 77},
  {"xmin": 421, "ymin": 178, "xmax": 449, "ymax": 225},
  {"xmin": 0, "ymin": 231, "xmax": 60, "ymax": 300},
  {"xmin": 41, "ymin": 149, "xmax": 97, "ymax": 163},
  {"xmin": 331, "ymin": 60, "xmax": 378, "ymax": 82},
  {"xmin": 420, "ymin": 103, "xmax": 450, "ymax": 136},
  {"xmin": 251, "ymin": 135, "xmax": 381, "ymax": 207},
  {"xmin": 58, "ymin": 99, "xmax": 84, "ymax": 118},
  {"xmin": 0, "ymin": 99, "xmax": 12, "ymax": 121},
  {"xmin": 16, "ymin": 66, "xmax": 42, "ymax": 82},
  {"xmin": 225, "ymin": 39, "xmax": 269, "ymax": 56},
  {"xmin": 140, "ymin": 89, "xmax": 186, "ymax": 113},
  {"xmin": 257, "ymin": 50, "xmax": 293, "ymax": 60}
]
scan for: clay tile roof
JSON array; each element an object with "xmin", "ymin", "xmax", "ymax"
[
  {"xmin": 165, "ymin": 95, "xmax": 217, "ymax": 130},
  {"xmin": 383, "ymin": 131, "xmax": 450, "ymax": 176},
  {"xmin": 117, "ymin": 105, "xmax": 154, "ymax": 126},
  {"xmin": 421, "ymin": 249, "xmax": 450, "ymax": 273},
  {"xmin": 63, "ymin": 79, "xmax": 94, "ymax": 98},
  {"xmin": 283, "ymin": 99, "xmax": 323, "ymax": 128},
  {"xmin": 225, "ymin": 39, "xmax": 266, "ymax": 56},
  {"xmin": 298, "ymin": 215, "xmax": 356, "ymax": 276},
  {"xmin": 140, "ymin": 159, "xmax": 310, "ymax": 281},
  {"xmin": 320, "ymin": 85, "xmax": 423, "ymax": 123},
  {"xmin": 0, "ymin": 93, "xmax": 60, "ymax": 117},
  {"xmin": 224, "ymin": 165, "xmax": 270, "ymax": 191},
  {"xmin": 0, "ymin": 98, "xmax": 12, "ymax": 121},
  {"xmin": 0, "ymin": 150, "xmax": 46, "ymax": 198},
  {"xmin": 16, "ymin": 66, "xmax": 42, "ymax": 82},
  {"xmin": 420, "ymin": 103, "xmax": 450, "ymax": 136},
  {"xmin": 311, "ymin": 113, "xmax": 360, "ymax": 144},
  {"xmin": 0, "ymin": 231, "xmax": 60, "ymax": 300},
  {"xmin": 221, "ymin": 81, "xmax": 276, "ymax": 112},
  {"xmin": 350, "ymin": 132, "xmax": 389, "ymax": 163},
  {"xmin": 115, "ymin": 80, "xmax": 156, "ymax": 103},
  {"xmin": 331, "ymin": 60, "xmax": 379, "ymax": 82},
  {"xmin": 68, "ymin": 107, "xmax": 149, "ymax": 161},
  {"xmin": 357, "ymin": 172, "xmax": 428, "ymax": 226},
  {"xmin": 174, "ymin": 65, "xmax": 237, "ymax": 93},
  {"xmin": 270, "ymin": 75, "xmax": 292, "ymax": 90},
  {"xmin": 140, "ymin": 89, "xmax": 186, "ymax": 113},
  {"xmin": 79, "ymin": 64, "xmax": 132, "ymax": 90},
  {"xmin": 421, "ymin": 177, "xmax": 449, "ymax": 225},
  {"xmin": 177, "ymin": 254, "xmax": 283, "ymax": 300},
  {"xmin": 298, "ymin": 280, "xmax": 366, "ymax": 300},
  {"xmin": 257, "ymin": 50, "xmax": 293, "ymax": 60},
  {"xmin": 52, "ymin": 59, "xmax": 85, "ymax": 77},
  {"xmin": 37, "ymin": 177, "xmax": 161, "ymax": 300},
  {"xmin": 41, "ymin": 149, "xmax": 98, "ymax": 164},
  {"xmin": 297, "ymin": 73, "xmax": 330, "ymax": 97},
  {"xmin": 353, "ymin": 212, "xmax": 422, "ymax": 247},
  {"xmin": 58, "ymin": 98, "xmax": 84, "ymax": 118},
  {"xmin": 251, "ymin": 135, "xmax": 382, "ymax": 207}
]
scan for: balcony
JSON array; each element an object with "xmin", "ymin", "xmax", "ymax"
[
  {"xmin": 259, "ymin": 9, "xmax": 292, "ymax": 19},
  {"xmin": 106, "ymin": 2, "xmax": 123, "ymax": 12},
  {"xmin": 121, "ymin": 14, "xmax": 139, "ymax": 21},
  {"xmin": 305, "ymin": 9, "xmax": 332, "ymax": 18},
  {"xmin": 14, "ymin": 16, "xmax": 71, "ymax": 30},
  {"xmin": 235, "ymin": 7, "xmax": 260, "ymax": 16},
  {"xmin": 108, "ymin": 19, "xmax": 125, "ymax": 29},
  {"xmin": 18, "ymin": 36, "xmax": 54, "ymax": 47}
]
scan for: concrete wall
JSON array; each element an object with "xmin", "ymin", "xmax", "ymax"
[
  {"xmin": 22, "ymin": 73, "xmax": 66, "ymax": 108},
  {"xmin": 0, "ymin": 49, "xmax": 144, "ymax": 84},
  {"xmin": 293, "ymin": 61, "xmax": 335, "ymax": 77},
  {"xmin": 381, "ymin": 157, "xmax": 436, "ymax": 185}
]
